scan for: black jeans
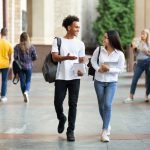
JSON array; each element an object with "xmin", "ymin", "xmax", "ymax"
[{"xmin": 54, "ymin": 79, "xmax": 80, "ymax": 133}]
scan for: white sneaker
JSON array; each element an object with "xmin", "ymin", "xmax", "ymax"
[
  {"xmin": 101, "ymin": 130, "xmax": 110, "ymax": 142},
  {"xmin": 107, "ymin": 125, "xmax": 111, "ymax": 136},
  {"xmin": 100, "ymin": 126, "xmax": 111, "ymax": 136},
  {"xmin": 0, "ymin": 97, "xmax": 8, "ymax": 103},
  {"xmin": 123, "ymin": 97, "xmax": 134, "ymax": 103},
  {"xmin": 24, "ymin": 91, "xmax": 29, "ymax": 103},
  {"xmin": 145, "ymin": 95, "xmax": 149, "ymax": 103}
]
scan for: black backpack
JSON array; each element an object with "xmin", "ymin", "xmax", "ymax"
[
  {"xmin": 42, "ymin": 37, "xmax": 61, "ymax": 83},
  {"xmin": 12, "ymin": 47, "xmax": 22, "ymax": 84},
  {"xmin": 87, "ymin": 46, "xmax": 101, "ymax": 80}
]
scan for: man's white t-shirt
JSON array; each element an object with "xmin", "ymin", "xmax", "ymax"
[{"xmin": 52, "ymin": 37, "xmax": 85, "ymax": 80}]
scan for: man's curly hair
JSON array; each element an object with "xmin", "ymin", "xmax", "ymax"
[{"xmin": 62, "ymin": 15, "xmax": 79, "ymax": 31}]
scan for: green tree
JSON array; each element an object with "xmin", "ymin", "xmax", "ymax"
[{"xmin": 93, "ymin": 0, "xmax": 134, "ymax": 47}]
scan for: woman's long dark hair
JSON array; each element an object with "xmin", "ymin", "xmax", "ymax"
[
  {"xmin": 19, "ymin": 32, "xmax": 30, "ymax": 52},
  {"xmin": 107, "ymin": 30, "xmax": 123, "ymax": 52}
]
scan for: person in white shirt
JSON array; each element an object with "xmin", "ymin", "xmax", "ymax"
[
  {"xmin": 51, "ymin": 15, "xmax": 85, "ymax": 142},
  {"xmin": 91, "ymin": 30, "xmax": 125, "ymax": 142},
  {"xmin": 124, "ymin": 29, "xmax": 150, "ymax": 103}
]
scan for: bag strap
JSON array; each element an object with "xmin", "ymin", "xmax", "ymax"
[
  {"xmin": 92, "ymin": 46, "xmax": 101, "ymax": 81},
  {"xmin": 97, "ymin": 46, "xmax": 101, "ymax": 65},
  {"xmin": 13, "ymin": 76, "xmax": 19, "ymax": 84},
  {"xmin": 16, "ymin": 46, "xmax": 20, "ymax": 61},
  {"xmin": 16, "ymin": 45, "xmax": 23, "ymax": 65}
]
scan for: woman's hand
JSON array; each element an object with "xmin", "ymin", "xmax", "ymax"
[
  {"xmin": 131, "ymin": 37, "xmax": 139, "ymax": 49},
  {"xmin": 98, "ymin": 64, "xmax": 109, "ymax": 73},
  {"xmin": 77, "ymin": 70, "xmax": 84, "ymax": 76},
  {"xmin": 146, "ymin": 50, "xmax": 150, "ymax": 56}
]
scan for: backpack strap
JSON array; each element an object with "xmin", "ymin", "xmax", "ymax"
[{"xmin": 55, "ymin": 37, "xmax": 61, "ymax": 55}]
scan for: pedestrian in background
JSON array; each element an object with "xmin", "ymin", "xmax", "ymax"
[
  {"xmin": 0, "ymin": 27, "xmax": 13, "ymax": 103},
  {"xmin": 14, "ymin": 32, "xmax": 37, "ymax": 103},
  {"xmin": 51, "ymin": 15, "xmax": 85, "ymax": 142},
  {"xmin": 124, "ymin": 29, "xmax": 150, "ymax": 103},
  {"xmin": 91, "ymin": 30, "xmax": 125, "ymax": 142}
]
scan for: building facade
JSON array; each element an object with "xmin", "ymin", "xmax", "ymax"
[
  {"xmin": 0, "ymin": 0, "xmax": 150, "ymax": 72},
  {"xmin": 135, "ymin": 0, "xmax": 150, "ymax": 36},
  {"xmin": 0, "ymin": 0, "xmax": 99, "ymax": 71}
]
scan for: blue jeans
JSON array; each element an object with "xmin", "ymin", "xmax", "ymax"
[
  {"xmin": 0, "ymin": 68, "xmax": 9, "ymax": 97},
  {"xmin": 130, "ymin": 59, "xmax": 150, "ymax": 96},
  {"xmin": 18, "ymin": 69, "xmax": 32, "ymax": 93},
  {"xmin": 94, "ymin": 80, "xmax": 117, "ymax": 130},
  {"xmin": 54, "ymin": 79, "xmax": 80, "ymax": 133}
]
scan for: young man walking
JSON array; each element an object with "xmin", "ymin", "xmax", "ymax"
[
  {"xmin": 0, "ymin": 28, "xmax": 13, "ymax": 102},
  {"xmin": 51, "ymin": 15, "xmax": 85, "ymax": 141}
]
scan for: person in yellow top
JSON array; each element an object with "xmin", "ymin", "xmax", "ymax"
[{"xmin": 0, "ymin": 27, "xmax": 13, "ymax": 102}]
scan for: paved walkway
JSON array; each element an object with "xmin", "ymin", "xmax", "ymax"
[{"xmin": 0, "ymin": 72, "xmax": 150, "ymax": 150}]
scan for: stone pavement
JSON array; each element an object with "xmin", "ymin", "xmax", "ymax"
[{"xmin": 0, "ymin": 72, "xmax": 150, "ymax": 150}]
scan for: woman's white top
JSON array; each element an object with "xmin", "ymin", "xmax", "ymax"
[
  {"xmin": 136, "ymin": 41, "xmax": 149, "ymax": 60},
  {"xmin": 91, "ymin": 46, "xmax": 125, "ymax": 82},
  {"xmin": 52, "ymin": 37, "xmax": 85, "ymax": 80}
]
